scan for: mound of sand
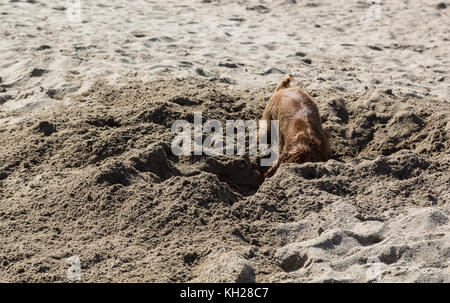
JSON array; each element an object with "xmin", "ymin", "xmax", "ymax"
[{"xmin": 0, "ymin": 78, "xmax": 448, "ymax": 282}]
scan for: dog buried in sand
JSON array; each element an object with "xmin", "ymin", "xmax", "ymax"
[{"xmin": 261, "ymin": 76, "xmax": 331, "ymax": 178}]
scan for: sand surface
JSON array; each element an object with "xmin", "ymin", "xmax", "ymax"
[{"xmin": 0, "ymin": 0, "xmax": 449, "ymax": 282}]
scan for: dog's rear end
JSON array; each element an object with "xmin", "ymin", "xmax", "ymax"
[{"xmin": 261, "ymin": 76, "xmax": 330, "ymax": 178}]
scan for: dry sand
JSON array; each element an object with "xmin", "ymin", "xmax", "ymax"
[{"xmin": 0, "ymin": 0, "xmax": 449, "ymax": 282}]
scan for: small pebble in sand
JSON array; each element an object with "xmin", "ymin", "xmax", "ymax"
[
  {"xmin": 35, "ymin": 121, "xmax": 56, "ymax": 136},
  {"xmin": 219, "ymin": 62, "xmax": 238, "ymax": 68},
  {"xmin": 195, "ymin": 68, "xmax": 206, "ymax": 77},
  {"xmin": 30, "ymin": 68, "xmax": 47, "ymax": 77},
  {"xmin": 317, "ymin": 227, "xmax": 325, "ymax": 235},
  {"xmin": 36, "ymin": 45, "xmax": 51, "ymax": 51},
  {"xmin": 131, "ymin": 31, "xmax": 146, "ymax": 38},
  {"xmin": 52, "ymin": 6, "xmax": 66, "ymax": 11},
  {"xmin": 46, "ymin": 89, "xmax": 57, "ymax": 98}
]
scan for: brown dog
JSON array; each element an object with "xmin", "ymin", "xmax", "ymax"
[{"xmin": 261, "ymin": 76, "xmax": 331, "ymax": 178}]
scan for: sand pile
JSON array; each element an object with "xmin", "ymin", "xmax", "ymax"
[{"xmin": 0, "ymin": 78, "xmax": 448, "ymax": 282}]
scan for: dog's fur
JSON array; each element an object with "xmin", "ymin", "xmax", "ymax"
[{"xmin": 261, "ymin": 76, "xmax": 331, "ymax": 178}]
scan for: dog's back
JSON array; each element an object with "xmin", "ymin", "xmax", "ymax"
[{"xmin": 262, "ymin": 76, "xmax": 331, "ymax": 177}]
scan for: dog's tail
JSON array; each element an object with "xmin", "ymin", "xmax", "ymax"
[{"xmin": 276, "ymin": 75, "xmax": 292, "ymax": 91}]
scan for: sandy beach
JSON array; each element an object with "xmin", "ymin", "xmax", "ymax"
[{"xmin": 0, "ymin": 0, "xmax": 449, "ymax": 282}]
